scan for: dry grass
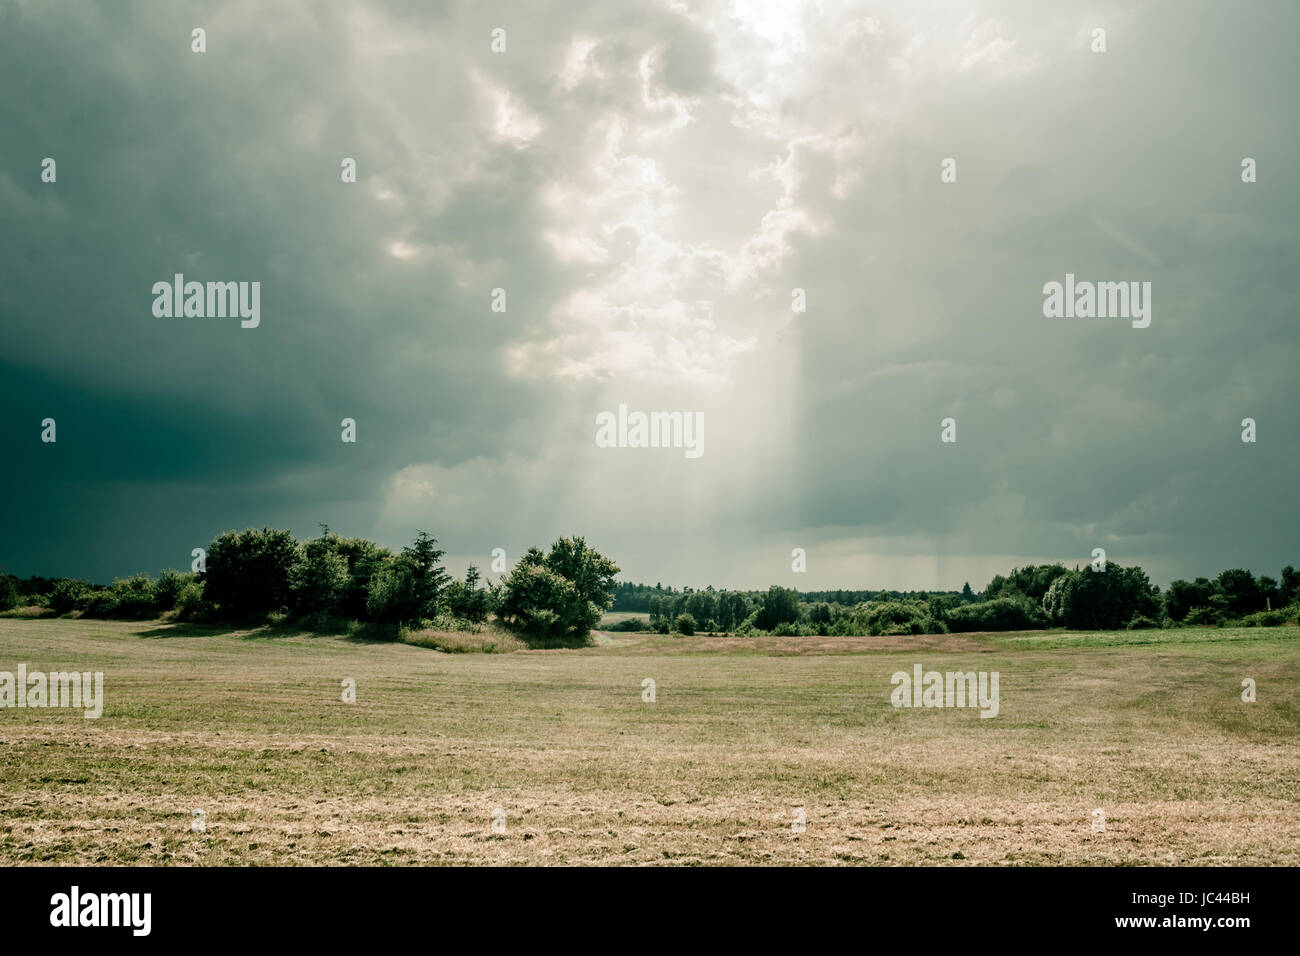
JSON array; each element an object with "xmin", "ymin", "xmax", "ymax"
[{"xmin": 1, "ymin": 617, "xmax": 1296, "ymax": 865}]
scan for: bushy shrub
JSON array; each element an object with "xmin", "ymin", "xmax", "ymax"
[
  {"xmin": 607, "ymin": 617, "xmax": 650, "ymax": 632},
  {"xmin": 673, "ymin": 612, "xmax": 697, "ymax": 635},
  {"xmin": 1183, "ymin": 605, "xmax": 1223, "ymax": 627},
  {"xmin": 48, "ymin": 579, "xmax": 89, "ymax": 615},
  {"xmin": 854, "ymin": 600, "xmax": 939, "ymax": 636},
  {"xmin": 948, "ymin": 597, "xmax": 1047, "ymax": 633},
  {"xmin": 80, "ymin": 589, "xmax": 118, "ymax": 618},
  {"xmin": 174, "ymin": 579, "xmax": 208, "ymax": 621},
  {"xmin": 152, "ymin": 570, "xmax": 193, "ymax": 611},
  {"xmin": 106, "ymin": 574, "xmax": 157, "ymax": 618},
  {"xmin": 1126, "ymin": 614, "xmax": 1159, "ymax": 630},
  {"xmin": 1240, "ymin": 608, "xmax": 1293, "ymax": 627}
]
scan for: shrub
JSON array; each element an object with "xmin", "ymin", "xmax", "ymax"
[
  {"xmin": 1183, "ymin": 605, "xmax": 1223, "ymax": 627},
  {"xmin": 854, "ymin": 600, "xmax": 937, "ymax": 636},
  {"xmin": 1240, "ymin": 608, "xmax": 1292, "ymax": 627},
  {"xmin": 948, "ymin": 597, "xmax": 1047, "ymax": 633},
  {"xmin": 1126, "ymin": 614, "xmax": 1159, "ymax": 630},
  {"xmin": 81, "ymin": 589, "xmax": 119, "ymax": 618},
  {"xmin": 673, "ymin": 612, "xmax": 697, "ymax": 636},
  {"xmin": 608, "ymin": 617, "xmax": 650, "ymax": 632},
  {"xmin": 48, "ymin": 579, "xmax": 89, "ymax": 615},
  {"xmin": 174, "ymin": 580, "xmax": 208, "ymax": 621},
  {"xmin": 152, "ymin": 570, "xmax": 193, "ymax": 611},
  {"xmin": 106, "ymin": 574, "xmax": 157, "ymax": 618}
]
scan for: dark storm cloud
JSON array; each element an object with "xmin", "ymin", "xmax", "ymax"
[{"xmin": 1, "ymin": 0, "xmax": 1297, "ymax": 590}]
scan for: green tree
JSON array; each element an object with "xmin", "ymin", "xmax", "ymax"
[
  {"xmin": 444, "ymin": 564, "xmax": 490, "ymax": 623},
  {"xmin": 1217, "ymin": 568, "xmax": 1262, "ymax": 616},
  {"xmin": 0, "ymin": 573, "xmax": 18, "ymax": 611},
  {"xmin": 1042, "ymin": 564, "xmax": 1159, "ymax": 629},
  {"xmin": 204, "ymin": 527, "xmax": 300, "ymax": 617},
  {"xmin": 333, "ymin": 536, "xmax": 395, "ymax": 620},
  {"xmin": 289, "ymin": 533, "xmax": 350, "ymax": 616},
  {"xmin": 754, "ymin": 585, "xmax": 800, "ymax": 631},
  {"xmin": 366, "ymin": 556, "xmax": 423, "ymax": 627},
  {"xmin": 1165, "ymin": 578, "xmax": 1215, "ymax": 622},
  {"xmin": 403, "ymin": 531, "xmax": 451, "ymax": 617},
  {"xmin": 496, "ymin": 539, "xmax": 619, "ymax": 641}
]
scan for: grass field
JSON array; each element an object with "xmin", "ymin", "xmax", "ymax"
[{"xmin": 1, "ymin": 617, "xmax": 1297, "ymax": 865}]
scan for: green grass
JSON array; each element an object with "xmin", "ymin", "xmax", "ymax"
[{"xmin": 1, "ymin": 618, "xmax": 1296, "ymax": 865}]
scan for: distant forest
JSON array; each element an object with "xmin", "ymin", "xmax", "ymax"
[{"xmin": 610, "ymin": 564, "xmax": 1300, "ymax": 636}]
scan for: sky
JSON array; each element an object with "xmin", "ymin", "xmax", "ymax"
[{"xmin": 2, "ymin": 0, "xmax": 1298, "ymax": 591}]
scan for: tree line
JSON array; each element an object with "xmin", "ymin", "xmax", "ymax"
[
  {"xmin": 617, "ymin": 562, "xmax": 1300, "ymax": 636},
  {"xmin": 0, "ymin": 526, "xmax": 619, "ymax": 646},
  {"xmin": 4, "ymin": 541, "xmax": 1297, "ymax": 640}
]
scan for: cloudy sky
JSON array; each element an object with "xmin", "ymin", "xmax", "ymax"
[{"xmin": 2, "ymin": 0, "xmax": 1297, "ymax": 591}]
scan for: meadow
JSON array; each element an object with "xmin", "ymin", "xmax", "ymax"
[{"xmin": 1, "ymin": 617, "xmax": 1296, "ymax": 865}]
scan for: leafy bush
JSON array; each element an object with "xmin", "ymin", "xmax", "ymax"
[
  {"xmin": 1183, "ymin": 605, "xmax": 1223, "ymax": 627},
  {"xmin": 607, "ymin": 617, "xmax": 650, "ymax": 632},
  {"xmin": 80, "ymin": 589, "xmax": 118, "ymax": 618},
  {"xmin": 854, "ymin": 600, "xmax": 938, "ymax": 636},
  {"xmin": 673, "ymin": 612, "xmax": 697, "ymax": 636},
  {"xmin": 1126, "ymin": 614, "xmax": 1159, "ymax": 630},
  {"xmin": 1240, "ymin": 608, "xmax": 1293, "ymax": 627},
  {"xmin": 152, "ymin": 570, "xmax": 194, "ymax": 611},
  {"xmin": 106, "ymin": 574, "xmax": 157, "ymax": 618},
  {"xmin": 174, "ymin": 579, "xmax": 207, "ymax": 621},
  {"xmin": 48, "ymin": 579, "xmax": 89, "ymax": 615},
  {"xmin": 947, "ymin": 597, "xmax": 1047, "ymax": 633}
]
